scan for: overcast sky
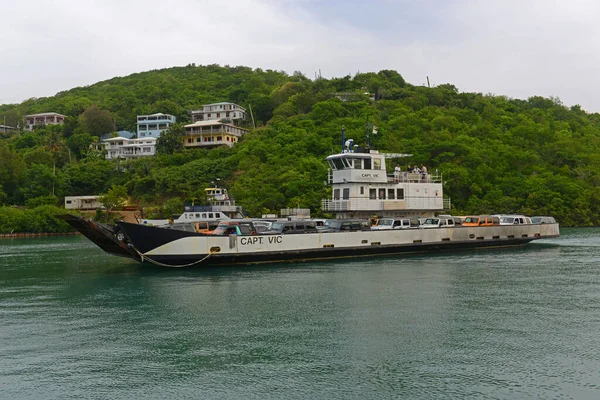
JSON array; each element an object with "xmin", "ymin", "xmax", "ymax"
[{"xmin": 3, "ymin": 0, "xmax": 600, "ymax": 112}]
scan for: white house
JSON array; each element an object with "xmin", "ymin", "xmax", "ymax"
[
  {"xmin": 0, "ymin": 125, "xmax": 17, "ymax": 133},
  {"xmin": 23, "ymin": 112, "xmax": 66, "ymax": 131},
  {"xmin": 190, "ymin": 102, "xmax": 246, "ymax": 124},
  {"xmin": 102, "ymin": 136, "xmax": 157, "ymax": 160},
  {"xmin": 65, "ymin": 195, "xmax": 102, "ymax": 210}
]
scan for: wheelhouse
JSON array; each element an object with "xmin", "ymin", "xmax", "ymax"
[{"xmin": 322, "ymin": 145, "xmax": 448, "ymax": 219}]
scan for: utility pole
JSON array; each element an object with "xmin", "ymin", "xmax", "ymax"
[
  {"xmin": 365, "ymin": 115, "xmax": 373, "ymax": 150},
  {"xmin": 248, "ymin": 104, "xmax": 256, "ymax": 129}
]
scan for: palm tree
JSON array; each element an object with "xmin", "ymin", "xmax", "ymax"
[{"xmin": 41, "ymin": 126, "xmax": 66, "ymax": 196}]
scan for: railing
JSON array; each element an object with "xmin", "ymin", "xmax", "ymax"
[
  {"xmin": 389, "ymin": 172, "xmax": 442, "ymax": 183},
  {"xmin": 280, "ymin": 208, "xmax": 311, "ymax": 217},
  {"xmin": 443, "ymin": 197, "xmax": 451, "ymax": 210},
  {"xmin": 322, "ymin": 196, "xmax": 447, "ymax": 212}
]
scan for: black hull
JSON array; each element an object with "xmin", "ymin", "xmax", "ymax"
[
  {"xmin": 135, "ymin": 237, "xmax": 534, "ymax": 267},
  {"xmin": 58, "ymin": 215, "xmax": 140, "ymax": 260},
  {"xmin": 116, "ymin": 221, "xmax": 209, "ymax": 254}
]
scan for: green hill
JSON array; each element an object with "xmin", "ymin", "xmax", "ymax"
[{"xmin": 1, "ymin": 63, "xmax": 600, "ymax": 228}]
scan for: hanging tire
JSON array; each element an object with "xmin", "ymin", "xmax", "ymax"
[{"xmin": 115, "ymin": 230, "xmax": 126, "ymax": 242}]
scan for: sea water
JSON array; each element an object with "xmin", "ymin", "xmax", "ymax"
[{"xmin": 1, "ymin": 228, "xmax": 599, "ymax": 399}]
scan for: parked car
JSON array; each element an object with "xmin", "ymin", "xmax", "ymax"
[
  {"xmin": 372, "ymin": 217, "xmax": 413, "ymax": 230},
  {"xmin": 320, "ymin": 219, "xmax": 371, "ymax": 232},
  {"xmin": 261, "ymin": 220, "xmax": 319, "ymax": 234},
  {"xmin": 211, "ymin": 221, "xmax": 257, "ymax": 235},
  {"xmin": 495, "ymin": 215, "xmax": 531, "ymax": 225},
  {"xmin": 461, "ymin": 215, "xmax": 499, "ymax": 227},
  {"xmin": 530, "ymin": 216, "xmax": 556, "ymax": 224},
  {"xmin": 420, "ymin": 216, "xmax": 459, "ymax": 229}
]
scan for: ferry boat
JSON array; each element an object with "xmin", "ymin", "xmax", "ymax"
[
  {"xmin": 106, "ymin": 139, "xmax": 559, "ymax": 268},
  {"xmin": 139, "ymin": 186, "xmax": 243, "ymax": 225}
]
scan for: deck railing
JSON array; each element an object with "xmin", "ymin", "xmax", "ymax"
[{"xmin": 322, "ymin": 196, "xmax": 449, "ymax": 212}]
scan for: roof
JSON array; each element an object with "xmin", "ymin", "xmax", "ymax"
[
  {"xmin": 99, "ymin": 130, "xmax": 135, "ymax": 141},
  {"xmin": 185, "ymin": 120, "xmax": 225, "ymax": 127},
  {"xmin": 24, "ymin": 112, "xmax": 66, "ymax": 118},
  {"xmin": 103, "ymin": 136, "xmax": 156, "ymax": 143},
  {"xmin": 184, "ymin": 120, "xmax": 249, "ymax": 130},
  {"xmin": 137, "ymin": 113, "xmax": 175, "ymax": 118},
  {"xmin": 65, "ymin": 195, "xmax": 100, "ymax": 199}
]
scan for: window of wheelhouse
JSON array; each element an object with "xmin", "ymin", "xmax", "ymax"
[
  {"xmin": 353, "ymin": 159, "xmax": 362, "ymax": 169},
  {"xmin": 369, "ymin": 189, "xmax": 377, "ymax": 199},
  {"xmin": 343, "ymin": 188, "xmax": 350, "ymax": 200},
  {"xmin": 330, "ymin": 158, "xmax": 345, "ymax": 170},
  {"xmin": 373, "ymin": 159, "xmax": 381, "ymax": 170},
  {"xmin": 364, "ymin": 158, "xmax": 372, "ymax": 169},
  {"xmin": 397, "ymin": 188, "xmax": 405, "ymax": 200},
  {"xmin": 334, "ymin": 189, "xmax": 340, "ymax": 200},
  {"xmin": 341, "ymin": 158, "xmax": 352, "ymax": 169}
]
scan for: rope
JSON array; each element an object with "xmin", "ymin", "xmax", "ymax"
[{"xmin": 132, "ymin": 246, "xmax": 213, "ymax": 268}]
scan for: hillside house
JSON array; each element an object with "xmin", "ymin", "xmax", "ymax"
[
  {"xmin": 184, "ymin": 120, "xmax": 248, "ymax": 148},
  {"xmin": 23, "ymin": 112, "xmax": 65, "ymax": 131}
]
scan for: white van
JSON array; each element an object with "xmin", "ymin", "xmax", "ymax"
[
  {"xmin": 420, "ymin": 216, "xmax": 457, "ymax": 229},
  {"xmin": 496, "ymin": 215, "xmax": 531, "ymax": 225},
  {"xmin": 372, "ymin": 217, "xmax": 412, "ymax": 230}
]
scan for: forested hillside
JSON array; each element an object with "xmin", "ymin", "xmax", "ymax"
[{"xmin": 1, "ymin": 64, "xmax": 600, "ymax": 227}]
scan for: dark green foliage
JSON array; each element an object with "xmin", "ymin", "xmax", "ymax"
[
  {"xmin": 0, "ymin": 205, "xmax": 73, "ymax": 233},
  {"xmin": 1, "ymin": 64, "xmax": 600, "ymax": 228},
  {"xmin": 78, "ymin": 105, "xmax": 114, "ymax": 136},
  {"xmin": 156, "ymin": 123, "xmax": 185, "ymax": 155}
]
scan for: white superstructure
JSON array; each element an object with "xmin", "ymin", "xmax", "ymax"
[{"xmin": 322, "ymin": 144, "xmax": 449, "ymax": 219}]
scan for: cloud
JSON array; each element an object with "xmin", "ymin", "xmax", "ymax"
[{"xmin": 2, "ymin": 0, "xmax": 600, "ymax": 112}]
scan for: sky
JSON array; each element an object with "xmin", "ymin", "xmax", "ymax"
[{"xmin": 2, "ymin": 0, "xmax": 600, "ymax": 112}]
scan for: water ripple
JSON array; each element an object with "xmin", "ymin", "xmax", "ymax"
[{"xmin": 1, "ymin": 228, "xmax": 600, "ymax": 398}]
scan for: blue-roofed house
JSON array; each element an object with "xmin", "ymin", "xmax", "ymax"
[{"xmin": 98, "ymin": 130, "xmax": 136, "ymax": 141}]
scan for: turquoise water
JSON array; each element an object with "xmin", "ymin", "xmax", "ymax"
[{"xmin": 1, "ymin": 229, "xmax": 599, "ymax": 399}]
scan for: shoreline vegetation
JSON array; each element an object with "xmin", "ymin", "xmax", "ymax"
[
  {"xmin": 0, "ymin": 232, "xmax": 79, "ymax": 238},
  {"xmin": 2, "ymin": 65, "xmax": 600, "ymax": 226},
  {"xmin": 0, "ymin": 206, "xmax": 140, "ymax": 235}
]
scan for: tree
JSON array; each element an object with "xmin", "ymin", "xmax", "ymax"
[
  {"xmin": 78, "ymin": 105, "xmax": 114, "ymax": 136},
  {"xmin": 41, "ymin": 126, "xmax": 67, "ymax": 196},
  {"xmin": 98, "ymin": 184, "xmax": 128, "ymax": 222},
  {"xmin": 66, "ymin": 132, "xmax": 93, "ymax": 159},
  {"xmin": 156, "ymin": 123, "xmax": 185, "ymax": 154},
  {"xmin": 0, "ymin": 143, "xmax": 25, "ymax": 204},
  {"xmin": 21, "ymin": 164, "xmax": 58, "ymax": 201}
]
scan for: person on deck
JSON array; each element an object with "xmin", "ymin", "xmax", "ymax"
[{"xmin": 421, "ymin": 164, "xmax": 428, "ymax": 182}]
